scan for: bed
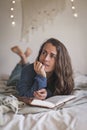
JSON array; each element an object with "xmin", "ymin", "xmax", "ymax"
[{"xmin": 0, "ymin": 72, "xmax": 87, "ymax": 130}]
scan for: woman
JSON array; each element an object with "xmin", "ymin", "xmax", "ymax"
[{"xmin": 7, "ymin": 38, "xmax": 74, "ymax": 99}]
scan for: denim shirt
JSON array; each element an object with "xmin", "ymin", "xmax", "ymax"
[{"xmin": 16, "ymin": 63, "xmax": 53, "ymax": 98}]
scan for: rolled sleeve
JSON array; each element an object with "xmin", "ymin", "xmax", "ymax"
[{"xmin": 34, "ymin": 75, "xmax": 47, "ymax": 89}]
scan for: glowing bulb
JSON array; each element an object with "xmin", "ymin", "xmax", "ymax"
[
  {"xmin": 12, "ymin": 1, "xmax": 15, "ymax": 4},
  {"xmin": 71, "ymin": 0, "xmax": 74, "ymax": 2},
  {"xmin": 12, "ymin": 21, "xmax": 15, "ymax": 25},
  {"xmin": 72, "ymin": 6, "xmax": 75, "ymax": 9},
  {"xmin": 74, "ymin": 13, "xmax": 78, "ymax": 18},
  {"xmin": 10, "ymin": 15, "xmax": 14, "ymax": 18},
  {"xmin": 11, "ymin": 8, "xmax": 14, "ymax": 11}
]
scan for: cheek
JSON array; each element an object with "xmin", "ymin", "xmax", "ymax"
[
  {"xmin": 39, "ymin": 55, "xmax": 43, "ymax": 62},
  {"xmin": 51, "ymin": 61, "xmax": 56, "ymax": 69}
]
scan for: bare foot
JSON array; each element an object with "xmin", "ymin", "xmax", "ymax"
[
  {"xmin": 11, "ymin": 46, "xmax": 31, "ymax": 64},
  {"xmin": 24, "ymin": 47, "xmax": 32, "ymax": 57},
  {"xmin": 11, "ymin": 46, "xmax": 24, "ymax": 57},
  {"xmin": 19, "ymin": 55, "xmax": 28, "ymax": 64}
]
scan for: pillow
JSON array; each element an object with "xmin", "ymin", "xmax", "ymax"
[{"xmin": 74, "ymin": 72, "xmax": 87, "ymax": 88}]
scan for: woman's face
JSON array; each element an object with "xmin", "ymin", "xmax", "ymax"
[{"xmin": 39, "ymin": 43, "xmax": 57, "ymax": 73}]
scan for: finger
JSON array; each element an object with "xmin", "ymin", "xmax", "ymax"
[
  {"xmin": 37, "ymin": 89, "xmax": 46, "ymax": 93},
  {"xmin": 35, "ymin": 91, "xmax": 42, "ymax": 96},
  {"xmin": 34, "ymin": 61, "xmax": 37, "ymax": 70},
  {"xmin": 35, "ymin": 91, "xmax": 46, "ymax": 99},
  {"xmin": 34, "ymin": 89, "xmax": 47, "ymax": 99},
  {"xmin": 36, "ymin": 62, "xmax": 43, "ymax": 71},
  {"xmin": 38, "ymin": 63, "xmax": 43, "ymax": 71},
  {"xmin": 41, "ymin": 65, "xmax": 45, "ymax": 70},
  {"xmin": 34, "ymin": 61, "xmax": 42, "ymax": 72},
  {"xmin": 33, "ymin": 92, "xmax": 42, "ymax": 99},
  {"xmin": 34, "ymin": 91, "xmax": 46, "ymax": 98}
]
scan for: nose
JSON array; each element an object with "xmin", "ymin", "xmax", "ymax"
[{"xmin": 44, "ymin": 54, "xmax": 50, "ymax": 61}]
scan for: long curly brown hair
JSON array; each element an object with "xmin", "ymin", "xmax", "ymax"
[{"xmin": 36, "ymin": 38, "xmax": 74, "ymax": 95}]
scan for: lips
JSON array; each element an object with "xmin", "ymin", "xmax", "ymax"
[{"xmin": 43, "ymin": 63, "xmax": 49, "ymax": 68}]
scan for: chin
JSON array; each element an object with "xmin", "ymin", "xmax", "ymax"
[
  {"xmin": 45, "ymin": 69, "xmax": 50, "ymax": 73},
  {"xmin": 45, "ymin": 67, "xmax": 52, "ymax": 73},
  {"xmin": 45, "ymin": 69, "xmax": 48, "ymax": 72}
]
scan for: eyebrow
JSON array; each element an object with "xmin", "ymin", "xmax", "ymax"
[{"xmin": 42, "ymin": 49, "xmax": 57, "ymax": 55}]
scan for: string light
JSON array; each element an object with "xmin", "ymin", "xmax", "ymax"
[
  {"xmin": 12, "ymin": 21, "xmax": 15, "ymax": 25},
  {"xmin": 10, "ymin": 7, "xmax": 14, "ymax": 11},
  {"xmin": 10, "ymin": 15, "xmax": 14, "ymax": 18},
  {"xmin": 74, "ymin": 13, "xmax": 78, "ymax": 17},
  {"xmin": 10, "ymin": 0, "xmax": 16, "ymax": 26},
  {"xmin": 72, "ymin": 6, "xmax": 75, "ymax": 10},
  {"xmin": 10, "ymin": 0, "xmax": 78, "ymax": 28},
  {"xmin": 12, "ymin": 0, "xmax": 15, "ymax": 4},
  {"xmin": 70, "ymin": 0, "xmax": 78, "ymax": 18}
]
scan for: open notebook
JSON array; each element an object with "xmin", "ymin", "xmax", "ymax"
[{"xmin": 18, "ymin": 95, "xmax": 75, "ymax": 108}]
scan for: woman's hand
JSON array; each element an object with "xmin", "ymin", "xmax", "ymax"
[
  {"xmin": 34, "ymin": 61, "xmax": 46, "ymax": 77},
  {"xmin": 33, "ymin": 89, "xmax": 47, "ymax": 100}
]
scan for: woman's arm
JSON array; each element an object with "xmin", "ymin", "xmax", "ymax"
[
  {"xmin": 16, "ymin": 63, "xmax": 47, "ymax": 97},
  {"xmin": 33, "ymin": 88, "xmax": 53, "ymax": 99}
]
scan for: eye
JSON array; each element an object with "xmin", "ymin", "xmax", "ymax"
[
  {"xmin": 41, "ymin": 50, "xmax": 47, "ymax": 56},
  {"xmin": 50, "ymin": 53, "xmax": 56, "ymax": 59}
]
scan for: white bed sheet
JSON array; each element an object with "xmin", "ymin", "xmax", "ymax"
[{"xmin": 0, "ymin": 73, "xmax": 87, "ymax": 130}]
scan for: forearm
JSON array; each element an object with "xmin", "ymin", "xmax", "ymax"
[
  {"xmin": 34, "ymin": 74, "xmax": 47, "ymax": 89},
  {"xmin": 16, "ymin": 75, "xmax": 47, "ymax": 97}
]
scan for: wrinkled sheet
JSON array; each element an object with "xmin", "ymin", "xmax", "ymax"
[{"xmin": 0, "ymin": 73, "xmax": 87, "ymax": 130}]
